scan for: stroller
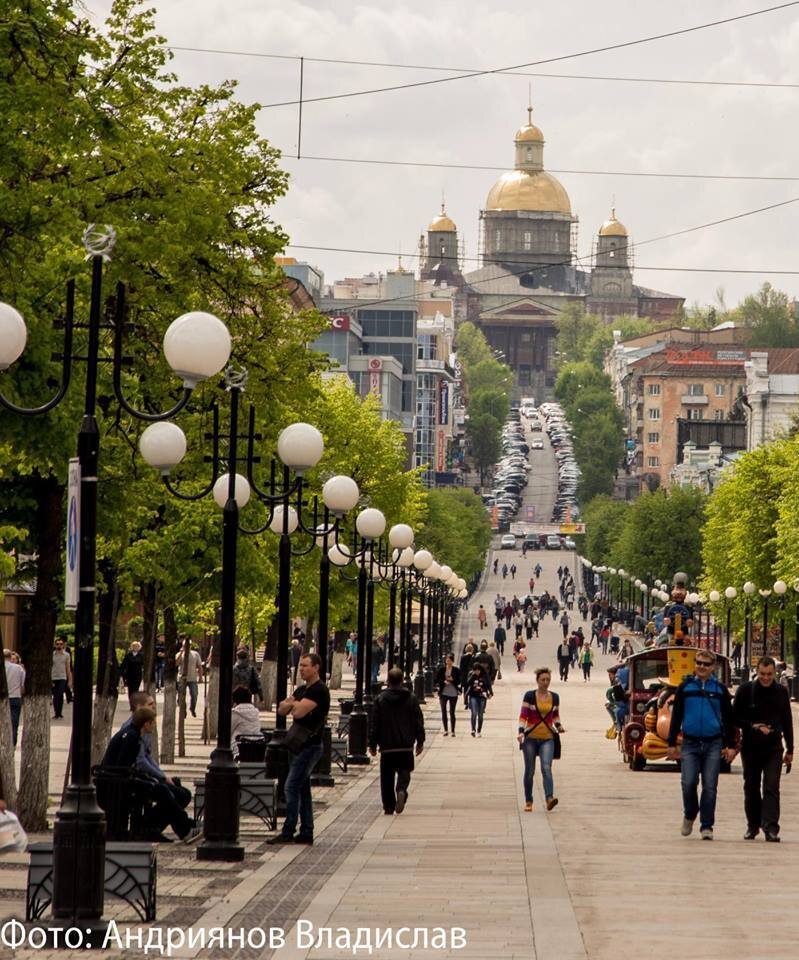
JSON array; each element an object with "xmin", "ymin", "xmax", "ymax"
[{"xmin": 610, "ymin": 634, "xmax": 620, "ymax": 655}]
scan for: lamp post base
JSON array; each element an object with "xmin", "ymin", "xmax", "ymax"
[
  {"xmin": 346, "ymin": 710, "xmax": 370, "ymax": 765},
  {"xmin": 311, "ymin": 725, "xmax": 335, "ymax": 787},
  {"xmin": 423, "ymin": 666, "xmax": 434, "ymax": 696},
  {"xmin": 413, "ymin": 672, "xmax": 427, "ymax": 704},
  {"xmin": 197, "ymin": 750, "xmax": 243, "ymax": 862},
  {"xmin": 51, "ymin": 785, "xmax": 106, "ymax": 925}
]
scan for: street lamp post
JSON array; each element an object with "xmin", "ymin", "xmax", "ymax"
[
  {"xmin": 774, "ymin": 579, "xmax": 788, "ymax": 662},
  {"xmin": 723, "ymin": 587, "xmax": 737, "ymax": 659},
  {"xmin": 0, "ymin": 228, "xmax": 230, "ymax": 922},
  {"xmin": 743, "ymin": 581, "xmax": 756, "ymax": 671}
]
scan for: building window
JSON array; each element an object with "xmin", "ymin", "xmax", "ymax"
[
  {"xmin": 687, "ymin": 383, "xmax": 705, "ymax": 396},
  {"xmin": 648, "ymin": 408, "xmax": 661, "ymax": 421},
  {"xmin": 714, "ymin": 409, "xmax": 725, "ymax": 421},
  {"xmin": 523, "ymin": 231, "xmax": 531, "ymax": 251},
  {"xmin": 526, "ymin": 146, "xmax": 533, "ymax": 162},
  {"xmin": 715, "ymin": 383, "xmax": 725, "ymax": 396},
  {"xmin": 687, "ymin": 408, "xmax": 702, "ymax": 421},
  {"xmin": 647, "ymin": 383, "xmax": 661, "ymax": 396},
  {"xmin": 647, "ymin": 456, "xmax": 660, "ymax": 468},
  {"xmin": 647, "ymin": 432, "xmax": 660, "ymax": 444}
]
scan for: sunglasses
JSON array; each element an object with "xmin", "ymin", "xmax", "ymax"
[{"xmin": 695, "ymin": 661, "xmax": 714, "ymax": 668}]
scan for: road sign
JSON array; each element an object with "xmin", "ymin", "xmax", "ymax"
[
  {"xmin": 526, "ymin": 505, "xmax": 536, "ymax": 521},
  {"xmin": 65, "ymin": 458, "xmax": 80, "ymax": 610}
]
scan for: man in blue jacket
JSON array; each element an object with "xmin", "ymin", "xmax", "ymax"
[{"xmin": 667, "ymin": 650, "xmax": 737, "ymax": 840}]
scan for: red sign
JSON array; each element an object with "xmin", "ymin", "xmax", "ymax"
[
  {"xmin": 437, "ymin": 430, "xmax": 445, "ymax": 471},
  {"xmin": 330, "ymin": 314, "xmax": 350, "ymax": 331}
]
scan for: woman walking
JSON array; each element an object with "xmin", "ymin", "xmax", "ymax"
[
  {"xmin": 513, "ymin": 637, "xmax": 527, "ymax": 672},
  {"xmin": 434, "ymin": 655, "xmax": 461, "ymax": 737},
  {"xmin": 579, "ymin": 642, "xmax": 594, "ymax": 682},
  {"xmin": 477, "ymin": 605, "xmax": 488, "ymax": 631},
  {"xmin": 464, "ymin": 662, "xmax": 492, "ymax": 737},
  {"xmin": 518, "ymin": 667, "xmax": 565, "ymax": 812}
]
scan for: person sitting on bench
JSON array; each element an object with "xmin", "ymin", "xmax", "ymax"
[{"xmin": 102, "ymin": 706, "xmax": 199, "ymax": 843}]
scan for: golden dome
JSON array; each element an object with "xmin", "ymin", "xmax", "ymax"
[
  {"xmin": 515, "ymin": 106, "xmax": 544, "ymax": 143},
  {"xmin": 599, "ymin": 208, "xmax": 628, "ymax": 237},
  {"xmin": 428, "ymin": 203, "xmax": 457, "ymax": 232},
  {"xmin": 485, "ymin": 169, "xmax": 571, "ymax": 214}
]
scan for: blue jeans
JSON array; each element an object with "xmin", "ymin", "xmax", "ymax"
[
  {"xmin": 187, "ymin": 681, "xmax": 198, "ymax": 714},
  {"xmin": 469, "ymin": 696, "xmax": 486, "ymax": 733},
  {"xmin": 680, "ymin": 736, "xmax": 722, "ymax": 830},
  {"xmin": 9, "ymin": 698, "xmax": 21, "ymax": 746},
  {"xmin": 281, "ymin": 742, "xmax": 324, "ymax": 839},
  {"xmin": 522, "ymin": 738, "xmax": 555, "ymax": 803}
]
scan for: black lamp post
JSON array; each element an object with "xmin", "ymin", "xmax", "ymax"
[
  {"xmin": 759, "ymin": 588, "xmax": 772, "ymax": 660},
  {"xmin": 743, "ymin": 582, "xmax": 756, "ymax": 671},
  {"xmin": 723, "ymin": 586, "xmax": 737, "ymax": 660},
  {"xmin": 0, "ymin": 227, "xmax": 228, "ymax": 925},
  {"xmin": 773, "ymin": 580, "xmax": 788, "ymax": 662}
]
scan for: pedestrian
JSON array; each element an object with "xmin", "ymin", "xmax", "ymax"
[
  {"xmin": 511, "ymin": 594, "xmax": 520, "ymax": 615},
  {"xmin": 535, "ymin": 563, "xmax": 542, "ymax": 579},
  {"xmin": 232, "ymin": 646, "xmax": 263, "ymax": 700},
  {"xmin": 119, "ymin": 641, "xmax": 145, "ymax": 694},
  {"xmin": 556, "ymin": 640, "xmax": 571, "ymax": 681},
  {"xmin": 493, "ymin": 623, "xmax": 506, "ymax": 655},
  {"xmin": 528, "ymin": 576, "xmax": 535, "ymax": 593},
  {"xmin": 464, "ymin": 662, "xmax": 492, "ymax": 737},
  {"xmin": 477, "ymin": 605, "xmax": 488, "ymax": 631},
  {"xmin": 268, "ymin": 653, "xmax": 330, "ymax": 845},
  {"xmin": 524, "ymin": 612, "xmax": 534, "ymax": 642},
  {"xmin": 494, "ymin": 594, "xmax": 504, "ymax": 623},
  {"xmin": 434, "ymin": 655, "xmax": 461, "ymax": 737},
  {"xmin": 513, "ymin": 637, "xmax": 527, "ymax": 672},
  {"xmin": 291, "ymin": 630, "xmax": 304, "ymax": 685},
  {"xmin": 599, "ymin": 625, "xmax": 609, "ymax": 654},
  {"xmin": 346, "ymin": 632, "xmax": 357, "ymax": 673},
  {"xmin": 231, "ymin": 686, "xmax": 262, "ymax": 757},
  {"xmin": 557, "ymin": 566, "xmax": 563, "ymax": 579},
  {"xmin": 176, "ymin": 642, "xmax": 203, "ymax": 717},
  {"xmin": 510, "ymin": 563, "xmax": 517, "ymax": 580},
  {"xmin": 579, "ymin": 642, "xmax": 594, "ymax": 682},
  {"xmin": 503, "ymin": 602, "xmax": 513, "ymax": 630},
  {"xmin": 550, "ymin": 597, "xmax": 559, "ymax": 621},
  {"xmin": 732, "ymin": 655, "xmax": 794, "ymax": 841},
  {"xmin": 154, "ymin": 638, "xmax": 166, "ymax": 691},
  {"xmin": 4, "ymin": 649, "xmax": 24, "ymax": 746},
  {"xmin": 369, "ymin": 667, "xmax": 425, "ymax": 814},
  {"xmin": 371, "ymin": 636, "xmax": 385, "ymax": 686},
  {"xmin": 568, "ymin": 632, "xmax": 579, "ymax": 668},
  {"xmin": 488, "ymin": 641, "xmax": 502, "ymax": 681},
  {"xmin": 51, "ymin": 638, "xmax": 72, "ymax": 719},
  {"xmin": 559, "ymin": 611, "xmax": 570, "ymax": 639},
  {"xmin": 667, "ymin": 650, "xmax": 737, "ymax": 840},
  {"xmin": 459, "ymin": 641, "xmax": 476, "ymax": 693},
  {"xmin": 493, "ymin": 557, "xmax": 498, "ymax": 575},
  {"xmin": 474, "ymin": 640, "xmax": 495, "ymax": 682},
  {"xmin": 514, "ymin": 613, "xmax": 524, "ymax": 639},
  {"xmin": 501, "ymin": 563, "xmax": 508, "ymax": 580},
  {"xmin": 518, "ymin": 667, "xmax": 564, "ymax": 812},
  {"xmin": 521, "ymin": 540, "xmax": 528, "ymax": 557},
  {"xmin": 731, "ymin": 638, "xmax": 743, "ymax": 671}
]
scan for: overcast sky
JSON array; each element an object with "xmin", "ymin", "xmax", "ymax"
[{"xmin": 85, "ymin": 0, "xmax": 799, "ymax": 309}]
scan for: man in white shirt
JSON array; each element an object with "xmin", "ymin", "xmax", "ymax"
[
  {"xmin": 176, "ymin": 644, "xmax": 203, "ymax": 717},
  {"xmin": 4, "ymin": 650, "xmax": 25, "ymax": 746}
]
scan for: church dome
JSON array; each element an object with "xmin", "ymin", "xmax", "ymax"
[
  {"xmin": 428, "ymin": 204, "xmax": 457, "ymax": 232},
  {"xmin": 599, "ymin": 208, "xmax": 628, "ymax": 237},
  {"xmin": 515, "ymin": 120, "xmax": 544, "ymax": 143},
  {"xmin": 485, "ymin": 169, "xmax": 571, "ymax": 214}
]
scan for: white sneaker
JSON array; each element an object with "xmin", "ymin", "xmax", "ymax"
[
  {"xmin": 700, "ymin": 828, "xmax": 713, "ymax": 840},
  {"xmin": 477, "ymin": 732, "xmax": 482, "ymax": 738},
  {"xmin": 681, "ymin": 818, "xmax": 694, "ymax": 836}
]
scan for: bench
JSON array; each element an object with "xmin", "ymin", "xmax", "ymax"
[
  {"xmin": 330, "ymin": 736, "xmax": 349, "ymax": 773},
  {"xmin": 194, "ymin": 772, "xmax": 277, "ymax": 831},
  {"xmin": 92, "ymin": 765, "xmax": 150, "ymax": 841},
  {"xmin": 26, "ymin": 842, "xmax": 156, "ymax": 922}
]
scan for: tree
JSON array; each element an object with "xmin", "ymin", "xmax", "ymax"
[
  {"xmin": 454, "ymin": 321, "xmax": 494, "ymax": 367},
  {"xmin": 735, "ymin": 284, "xmax": 799, "ymax": 348},
  {"xmin": 418, "ymin": 489, "xmax": 492, "ymax": 582},
  {"xmin": 579, "ymin": 495, "xmax": 626, "ymax": 565},
  {"xmin": 468, "ymin": 387, "xmax": 509, "ymax": 424},
  {"xmin": 554, "ymin": 304, "xmax": 603, "ymax": 365},
  {"xmin": 466, "ymin": 414, "xmax": 502, "ymax": 484}
]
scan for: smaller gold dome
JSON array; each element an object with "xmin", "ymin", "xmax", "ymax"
[
  {"xmin": 599, "ymin": 208, "xmax": 628, "ymax": 237},
  {"xmin": 515, "ymin": 106, "xmax": 544, "ymax": 143},
  {"xmin": 428, "ymin": 203, "xmax": 457, "ymax": 232}
]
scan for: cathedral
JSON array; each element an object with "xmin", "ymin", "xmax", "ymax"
[{"xmin": 418, "ymin": 107, "xmax": 684, "ymax": 395}]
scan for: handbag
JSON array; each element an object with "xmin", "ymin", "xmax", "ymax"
[
  {"xmin": 283, "ymin": 722, "xmax": 313, "ymax": 755},
  {"xmin": 0, "ymin": 809, "xmax": 28, "ymax": 852}
]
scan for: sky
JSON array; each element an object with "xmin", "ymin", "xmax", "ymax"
[{"xmin": 84, "ymin": 0, "xmax": 799, "ymax": 309}]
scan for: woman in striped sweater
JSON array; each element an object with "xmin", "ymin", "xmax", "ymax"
[{"xmin": 518, "ymin": 667, "xmax": 565, "ymax": 812}]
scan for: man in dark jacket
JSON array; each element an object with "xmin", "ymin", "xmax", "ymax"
[
  {"xmin": 474, "ymin": 641, "xmax": 495, "ymax": 682},
  {"xmin": 667, "ymin": 650, "xmax": 737, "ymax": 840},
  {"xmin": 493, "ymin": 623, "xmax": 506, "ymax": 655},
  {"xmin": 732, "ymin": 656, "xmax": 794, "ymax": 841},
  {"xmin": 369, "ymin": 668, "xmax": 425, "ymax": 815}
]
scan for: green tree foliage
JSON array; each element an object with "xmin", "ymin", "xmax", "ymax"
[
  {"xmin": 468, "ymin": 387, "xmax": 509, "ymax": 424},
  {"xmin": 579, "ymin": 495, "xmax": 627, "ymax": 565},
  {"xmin": 733, "ymin": 283, "xmax": 799, "ymax": 348},
  {"xmin": 554, "ymin": 304, "xmax": 603, "ymax": 365},
  {"xmin": 454, "ymin": 321, "xmax": 494, "ymax": 367},
  {"xmin": 417, "ymin": 489, "xmax": 492, "ymax": 582},
  {"xmin": 467, "ymin": 414, "xmax": 502, "ymax": 485}
]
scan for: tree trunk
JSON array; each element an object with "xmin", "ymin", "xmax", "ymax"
[
  {"xmin": 18, "ymin": 475, "xmax": 63, "ymax": 832},
  {"xmin": 160, "ymin": 606, "xmax": 178, "ymax": 765},
  {"xmin": 91, "ymin": 562, "xmax": 121, "ymax": 767},
  {"xmin": 329, "ymin": 651, "xmax": 345, "ymax": 691},
  {"xmin": 0, "ymin": 658, "xmax": 17, "ymax": 810}
]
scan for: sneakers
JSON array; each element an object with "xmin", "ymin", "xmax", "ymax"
[
  {"xmin": 681, "ymin": 818, "xmax": 694, "ymax": 837},
  {"xmin": 266, "ymin": 834, "xmax": 295, "ymax": 845},
  {"xmin": 477, "ymin": 732, "xmax": 482, "ymax": 738},
  {"xmin": 524, "ymin": 802, "xmax": 533, "ymax": 812},
  {"xmin": 395, "ymin": 790, "xmax": 407, "ymax": 814},
  {"xmin": 744, "ymin": 827, "xmax": 759, "ymax": 840},
  {"xmin": 700, "ymin": 828, "xmax": 713, "ymax": 841},
  {"xmin": 765, "ymin": 832, "xmax": 781, "ymax": 843},
  {"xmin": 182, "ymin": 826, "xmax": 202, "ymax": 844},
  {"xmin": 546, "ymin": 797, "xmax": 558, "ymax": 811},
  {"xmin": 443, "ymin": 731, "xmax": 449, "ymax": 737},
  {"xmin": 451, "ymin": 732, "xmax": 456, "ymax": 738},
  {"xmin": 471, "ymin": 731, "xmax": 475, "ymax": 737}
]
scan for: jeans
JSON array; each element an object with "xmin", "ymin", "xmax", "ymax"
[
  {"xmin": 469, "ymin": 696, "xmax": 486, "ymax": 733},
  {"xmin": 52, "ymin": 679, "xmax": 67, "ymax": 718},
  {"xmin": 439, "ymin": 695, "xmax": 457, "ymax": 732},
  {"xmin": 155, "ymin": 662, "xmax": 165, "ymax": 690},
  {"xmin": 187, "ymin": 681, "xmax": 198, "ymax": 714},
  {"xmin": 680, "ymin": 736, "xmax": 722, "ymax": 830},
  {"xmin": 742, "ymin": 741, "xmax": 783, "ymax": 834},
  {"xmin": 558, "ymin": 658, "xmax": 570, "ymax": 681},
  {"xmin": 522, "ymin": 737, "xmax": 555, "ymax": 803},
  {"xmin": 144, "ymin": 780, "xmax": 193, "ymax": 839},
  {"xmin": 9, "ymin": 698, "xmax": 21, "ymax": 746},
  {"xmin": 581, "ymin": 663, "xmax": 591, "ymax": 680},
  {"xmin": 281, "ymin": 742, "xmax": 324, "ymax": 839},
  {"xmin": 380, "ymin": 752, "xmax": 413, "ymax": 813}
]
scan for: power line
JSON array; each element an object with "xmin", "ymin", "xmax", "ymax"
[
  {"xmin": 252, "ymin": 3, "xmax": 799, "ymax": 109},
  {"xmin": 285, "ymin": 192, "xmax": 799, "ymax": 308},
  {"xmin": 168, "ymin": 52, "xmax": 799, "ymax": 94},
  {"xmin": 280, "ymin": 152, "xmax": 799, "ymax": 185}
]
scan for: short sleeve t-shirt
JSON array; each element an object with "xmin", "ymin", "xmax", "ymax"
[
  {"xmin": 52, "ymin": 650, "xmax": 71, "ymax": 681},
  {"xmin": 291, "ymin": 680, "xmax": 330, "ymax": 745}
]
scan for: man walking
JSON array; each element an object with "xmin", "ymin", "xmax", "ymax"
[
  {"xmin": 732, "ymin": 656, "xmax": 794, "ymax": 841},
  {"xmin": 369, "ymin": 667, "xmax": 425, "ymax": 815},
  {"xmin": 51, "ymin": 638, "xmax": 72, "ymax": 719},
  {"xmin": 556, "ymin": 640, "xmax": 571, "ymax": 681},
  {"xmin": 176, "ymin": 642, "xmax": 203, "ymax": 717},
  {"xmin": 4, "ymin": 650, "xmax": 24, "ymax": 746},
  {"xmin": 494, "ymin": 622, "xmax": 506, "ymax": 656},
  {"xmin": 667, "ymin": 650, "xmax": 737, "ymax": 840},
  {"xmin": 268, "ymin": 653, "xmax": 330, "ymax": 845}
]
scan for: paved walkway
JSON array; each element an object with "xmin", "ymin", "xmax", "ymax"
[{"xmin": 4, "ymin": 551, "xmax": 799, "ymax": 959}]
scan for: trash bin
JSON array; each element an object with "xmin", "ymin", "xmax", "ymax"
[
  {"xmin": 340, "ymin": 699, "xmax": 355, "ymax": 716},
  {"xmin": 236, "ymin": 735, "xmax": 267, "ymax": 763},
  {"xmin": 790, "ymin": 676, "xmax": 799, "ymax": 702}
]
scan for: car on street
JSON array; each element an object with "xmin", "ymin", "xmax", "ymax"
[
  {"xmin": 563, "ymin": 536, "xmax": 576, "ymax": 550},
  {"xmin": 500, "ymin": 533, "xmax": 517, "ymax": 549},
  {"xmin": 530, "ymin": 439, "xmax": 544, "ymax": 450},
  {"xmin": 545, "ymin": 534, "xmax": 562, "ymax": 550}
]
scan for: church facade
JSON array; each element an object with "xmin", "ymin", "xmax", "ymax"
[{"xmin": 419, "ymin": 108, "xmax": 684, "ymax": 396}]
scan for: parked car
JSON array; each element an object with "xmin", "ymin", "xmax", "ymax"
[
  {"xmin": 500, "ymin": 533, "xmax": 517, "ymax": 549},
  {"xmin": 563, "ymin": 537, "xmax": 576, "ymax": 550},
  {"xmin": 545, "ymin": 534, "xmax": 562, "ymax": 550}
]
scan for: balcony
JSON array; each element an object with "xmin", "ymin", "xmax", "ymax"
[
  {"xmin": 416, "ymin": 357, "xmax": 457, "ymax": 379},
  {"xmin": 681, "ymin": 394, "xmax": 708, "ymax": 405}
]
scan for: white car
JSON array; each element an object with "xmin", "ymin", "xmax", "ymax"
[
  {"xmin": 530, "ymin": 439, "xmax": 544, "ymax": 450},
  {"xmin": 500, "ymin": 534, "xmax": 517, "ymax": 549}
]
